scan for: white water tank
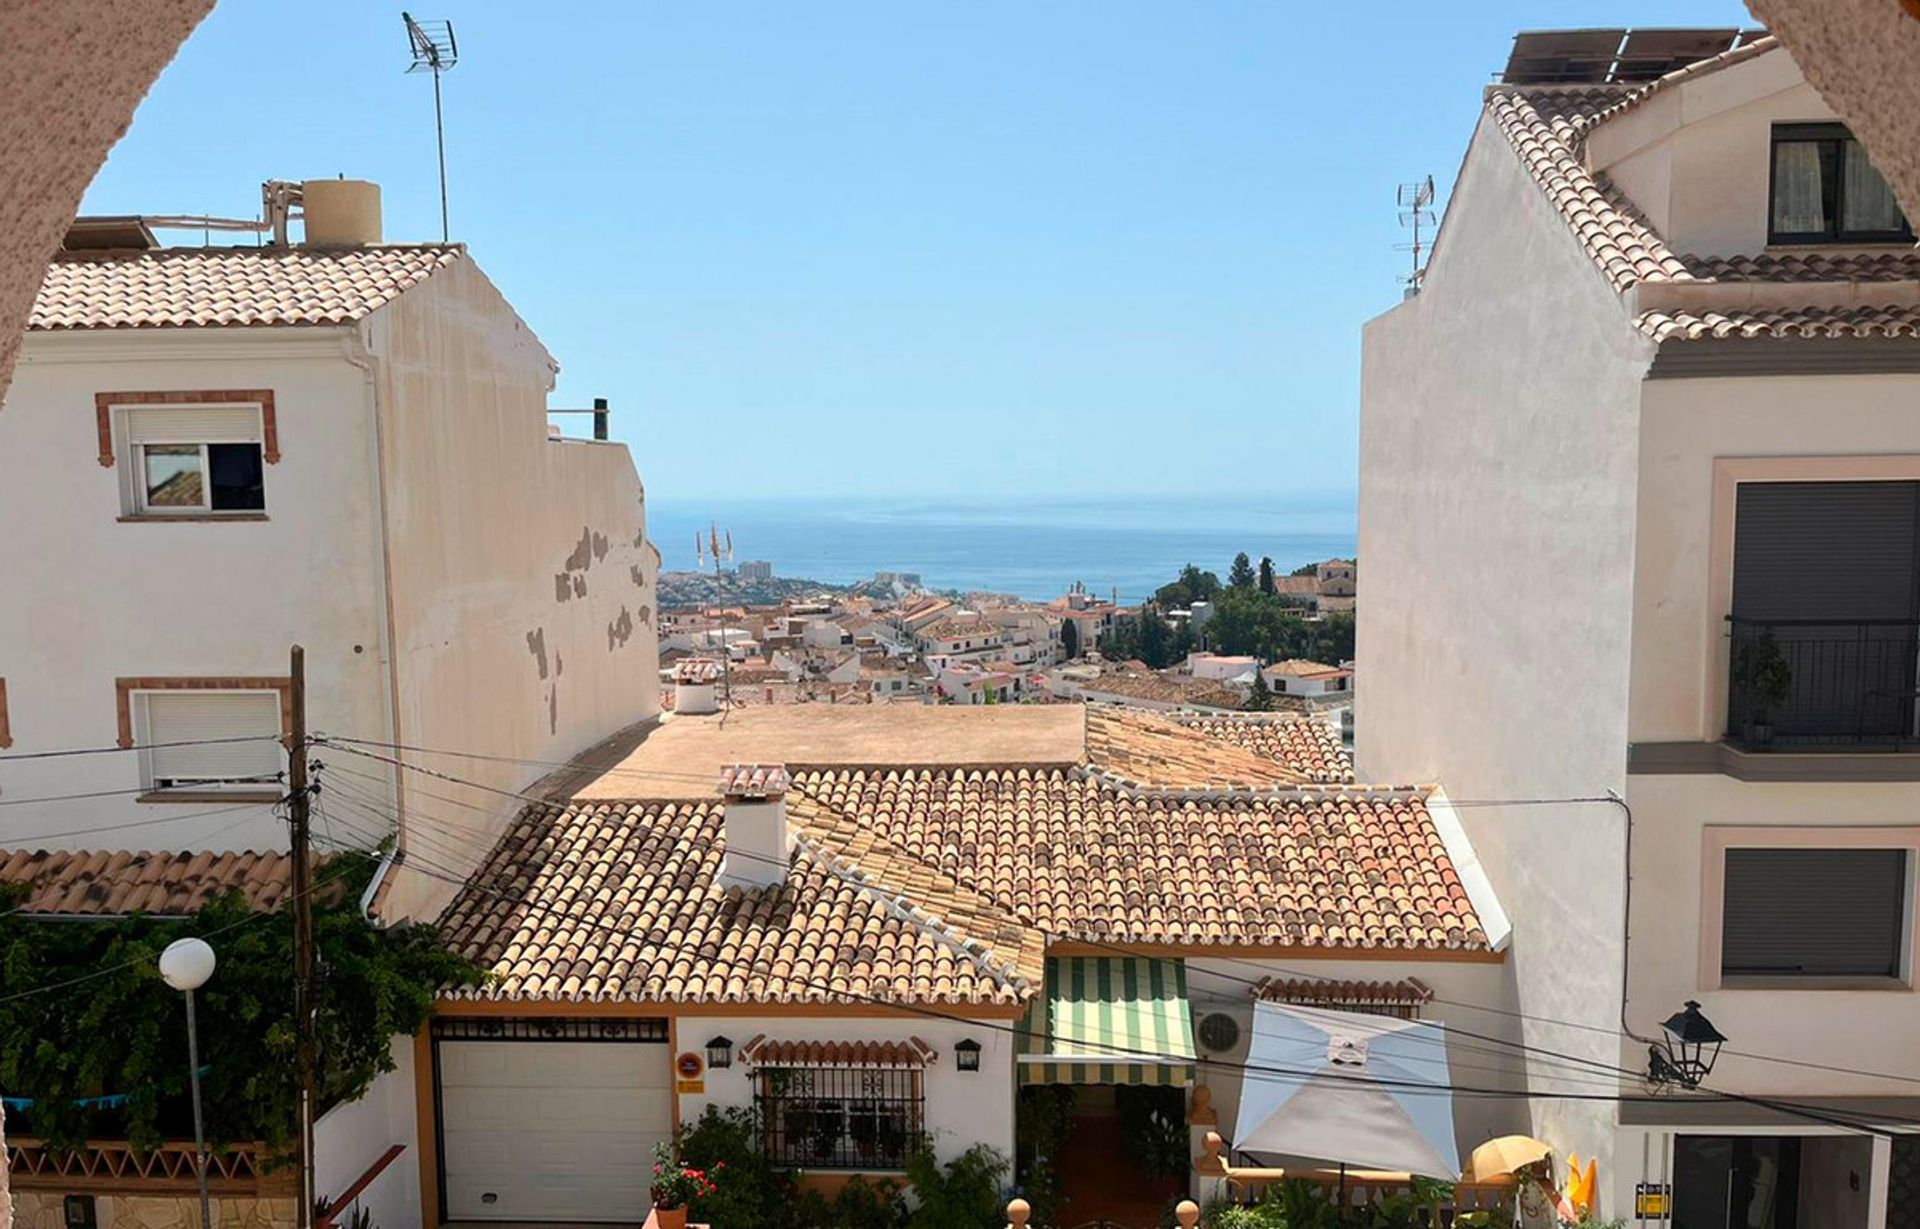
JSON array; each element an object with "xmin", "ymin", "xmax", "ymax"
[{"xmin": 301, "ymin": 179, "xmax": 382, "ymax": 246}]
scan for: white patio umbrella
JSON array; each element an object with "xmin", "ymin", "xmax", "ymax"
[{"xmin": 1231, "ymin": 1001, "xmax": 1461, "ymax": 1181}]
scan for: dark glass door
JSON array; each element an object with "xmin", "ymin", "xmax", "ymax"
[{"xmin": 1674, "ymin": 1136, "xmax": 1801, "ymax": 1229}]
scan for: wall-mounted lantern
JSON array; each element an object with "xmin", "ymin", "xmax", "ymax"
[
  {"xmin": 955, "ymin": 1038, "xmax": 982, "ymax": 1073},
  {"xmin": 706, "ymin": 1035, "xmax": 734, "ymax": 1070},
  {"xmin": 1648, "ymin": 1000, "xmax": 1724, "ymax": 1089}
]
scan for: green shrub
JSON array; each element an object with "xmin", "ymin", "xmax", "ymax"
[
  {"xmin": 902, "ymin": 1142, "xmax": 1010, "ymax": 1229},
  {"xmin": 679, "ymin": 1105, "xmax": 797, "ymax": 1229}
]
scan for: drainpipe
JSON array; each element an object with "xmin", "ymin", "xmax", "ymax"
[
  {"xmin": 1611, "ymin": 788, "xmax": 1658, "ymax": 1051},
  {"xmin": 341, "ymin": 326, "xmax": 409, "ymax": 874}
]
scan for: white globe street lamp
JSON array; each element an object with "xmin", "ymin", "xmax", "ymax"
[{"xmin": 160, "ymin": 938, "xmax": 217, "ymax": 1229}]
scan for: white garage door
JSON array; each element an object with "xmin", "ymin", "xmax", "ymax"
[{"xmin": 439, "ymin": 1033, "xmax": 672, "ymax": 1223}]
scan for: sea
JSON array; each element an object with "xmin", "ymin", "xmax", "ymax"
[{"xmin": 647, "ymin": 494, "xmax": 1357, "ymax": 604}]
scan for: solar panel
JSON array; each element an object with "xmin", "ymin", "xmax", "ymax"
[
  {"xmin": 1500, "ymin": 26, "xmax": 1769, "ymax": 86},
  {"xmin": 1611, "ymin": 28, "xmax": 1741, "ymax": 81}
]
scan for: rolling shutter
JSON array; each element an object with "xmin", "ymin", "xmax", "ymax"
[
  {"xmin": 125, "ymin": 405, "xmax": 262, "ymax": 445},
  {"xmin": 143, "ymin": 691, "xmax": 284, "ymax": 784},
  {"xmin": 1733, "ymin": 481, "xmax": 1920, "ymax": 621},
  {"xmin": 1722, "ymin": 847, "xmax": 1907, "ymax": 978}
]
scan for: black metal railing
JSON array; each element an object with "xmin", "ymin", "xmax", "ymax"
[
  {"xmin": 754, "ymin": 1067, "xmax": 923, "ymax": 1169},
  {"xmin": 1727, "ymin": 616, "xmax": 1920, "ymax": 748}
]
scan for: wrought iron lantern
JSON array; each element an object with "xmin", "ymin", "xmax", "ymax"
[
  {"xmin": 954, "ymin": 1038, "xmax": 982, "ymax": 1073},
  {"xmin": 706, "ymin": 1035, "xmax": 734, "ymax": 1070},
  {"xmin": 1648, "ymin": 1000, "xmax": 1724, "ymax": 1088}
]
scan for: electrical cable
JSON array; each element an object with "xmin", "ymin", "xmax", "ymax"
[{"xmin": 0, "ymin": 735, "xmax": 286, "ymax": 764}]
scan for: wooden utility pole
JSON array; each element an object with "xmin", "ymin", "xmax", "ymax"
[{"xmin": 287, "ymin": 646, "xmax": 317, "ymax": 1229}]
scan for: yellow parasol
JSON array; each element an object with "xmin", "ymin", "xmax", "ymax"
[{"xmin": 1465, "ymin": 1135, "xmax": 1554, "ymax": 1183}]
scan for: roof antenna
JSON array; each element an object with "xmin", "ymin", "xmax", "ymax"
[
  {"xmin": 1395, "ymin": 175, "xmax": 1436, "ymax": 296},
  {"xmin": 402, "ymin": 12, "xmax": 460, "ymax": 242}
]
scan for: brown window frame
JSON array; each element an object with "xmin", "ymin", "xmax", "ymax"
[{"xmin": 95, "ymin": 390, "xmax": 280, "ymax": 469}]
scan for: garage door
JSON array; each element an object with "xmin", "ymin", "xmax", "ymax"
[{"xmin": 435, "ymin": 1018, "xmax": 672, "ymax": 1223}]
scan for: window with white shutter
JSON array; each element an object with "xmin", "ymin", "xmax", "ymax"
[
  {"xmin": 136, "ymin": 691, "xmax": 284, "ymax": 791},
  {"xmin": 1721, "ymin": 847, "xmax": 1908, "ymax": 979},
  {"xmin": 117, "ymin": 404, "xmax": 267, "ymax": 515}
]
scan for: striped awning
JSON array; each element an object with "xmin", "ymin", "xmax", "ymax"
[{"xmin": 1017, "ymin": 956, "xmax": 1196, "ymax": 1086}]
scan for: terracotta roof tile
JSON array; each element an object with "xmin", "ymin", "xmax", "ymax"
[
  {"xmin": 1085, "ymin": 707, "xmax": 1303, "ymax": 790},
  {"xmin": 0, "ymin": 849, "xmax": 306, "ymax": 915},
  {"xmin": 29, "ymin": 245, "xmax": 463, "ymax": 330},
  {"xmin": 1171, "ymin": 714, "xmax": 1354, "ymax": 785},
  {"xmin": 1680, "ymin": 251, "xmax": 1920, "ymax": 282},
  {"xmin": 738, "ymin": 1036, "xmax": 939, "ymax": 1067},
  {"xmin": 1253, "ymin": 975, "xmax": 1434, "ymax": 1009},
  {"xmin": 1637, "ymin": 305, "xmax": 1920, "ymax": 340}
]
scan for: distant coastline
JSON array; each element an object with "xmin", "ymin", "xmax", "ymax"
[{"xmin": 647, "ymin": 493, "xmax": 1357, "ymax": 603}]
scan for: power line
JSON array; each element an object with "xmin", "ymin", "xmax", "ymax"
[
  {"xmin": 0, "ymin": 776, "xmax": 283, "ymax": 809},
  {"xmin": 0, "ymin": 735, "xmax": 284, "ymax": 764}
]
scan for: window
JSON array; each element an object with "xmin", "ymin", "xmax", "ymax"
[
  {"xmin": 1770, "ymin": 123, "xmax": 1913, "ymax": 244},
  {"xmin": 120, "ymin": 405, "xmax": 267, "ymax": 515},
  {"xmin": 135, "ymin": 690, "xmax": 284, "ymax": 794},
  {"xmin": 1721, "ymin": 847, "xmax": 1907, "ymax": 979},
  {"xmin": 755, "ymin": 1067, "xmax": 923, "ymax": 1170}
]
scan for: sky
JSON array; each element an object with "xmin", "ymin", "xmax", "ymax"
[{"xmin": 81, "ymin": 1, "xmax": 1755, "ymax": 503}]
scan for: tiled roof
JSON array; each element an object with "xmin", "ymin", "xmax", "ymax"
[
  {"xmin": 794, "ymin": 768, "xmax": 1486, "ymax": 952},
  {"xmin": 920, "ymin": 618, "xmax": 1001, "ymax": 641},
  {"xmin": 672, "ymin": 659, "xmax": 724, "ymax": 684},
  {"xmin": 718, "ymin": 763, "xmax": 790, "ymax": 798},
  {"xmin": 1484, "ymin": 87, "xmax": 1691, "ymax": 293},
  {"xmin": 30, "ymin": 245, "xmax": 464, "ymax": 330},
  {"xmin": 1084, "ymin": 706, "xmax": 1305, "ymax": 790},
  {"xmin": 1637, "ymin": 305, "xmax": 1920, "ymax": 341},
  {"xmin": 437, "ymin": 797, "xmax": 1043, "ymax": 1007},
  {"xmin": 1171, "ymin": 714, "xmax": 1354, "ymax": 785},
  {"xmin": 1484, "ymin": 45, "xmax": 1920, "ymax": 343},
  {"xmin": 1265, "ymin": 659, "xmax": 1346, "ymax": 678},
  {"xmin": 1079, "ymin": 672, "xmax": 1244, "ymax": 710},
  {"xmin": 1253, "ymin": 976, "xmax": 1435, "ymax": 1009},
  {"xmin": 0, "ymin": 849, "xmax": 304, "ymax": 915}
]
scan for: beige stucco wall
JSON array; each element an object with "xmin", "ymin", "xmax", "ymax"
[
  {"xmin": 0, "ymin": 0, "xmax": 212, "ymax": 403},
  {"xmin": 366, "ymin": 259, "xmax": 659, "ymax": 921},
  {"xmin": 0, "ymin": 330, "xmax": 394, "ymax": 851},
  {"xmin": 1629, "ymin": 373, "xmax": 1920, "ymax": 744},
  {"xmin": 1357, "ymin": 109, "xmax": 1655, "ymax": 1198},
  {"xmin": 10, "ymin": 1193, "xmax": 292, "ymax": 1229},
  {"xmin": 1593, "ymin": 53, "xmax": 1839, "ymax": 260}
]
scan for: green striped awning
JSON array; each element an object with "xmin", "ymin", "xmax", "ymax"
[{"xmin": 1017, "ymin": 956, "xmax": 1196, "ymax": 1086}]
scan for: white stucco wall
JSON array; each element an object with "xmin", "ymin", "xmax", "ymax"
[
  {"xmin": 315, "ymin": 1040, "xmax": 420, "ymax": 1229},
  {"xmin": 0, "ymin": 330, "xmax": 394, "ymax": 851},
  {"xmin": 363, "ymin": 259, "xmax": 660, "ymax": 922},
  {"xmin": 1357, "ymin": 108, "xmax": 1655, "ymax": 1192},
  {"xmin": 674, "ymin": 1014, "xmax": 1017, "ymax": 1171}
]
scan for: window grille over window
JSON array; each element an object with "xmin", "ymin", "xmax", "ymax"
[
  {"xmin": 1770, "ymin": 123, "xmax": 1914, "ymax": 244},
  {"xmin": 121, "ymin": 405, "xmax": 266, "ymax": 514},
  {"xmin": 1722, "ymin": 847, "xmax": 1908, "ymax": 979},
  {"xmin": 138, "ymin": 691, "xmax": 284, "ymax": 791},
  {"xmin": 754, "ymin": 1067, "xmax": 924, "ymax": 1170}
]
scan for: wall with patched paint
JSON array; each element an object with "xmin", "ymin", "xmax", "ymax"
[{"xmin": 368, "ymin": 258, "xmax": 659, "ymax": 922}]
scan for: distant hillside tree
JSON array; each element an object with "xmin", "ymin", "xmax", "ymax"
[
  {"xmin": 1156, "ymin": 564, "xmax": 1221, "ymax": 609},
  {"xmin": 1228, "ymin": 553, "xmax": 1257, "ymax": 590},
  {"xmin": 1062, "ymin": 618, "xmax": 1082, "ymax": 659},
  {"xmin": 1290, "ymin": 562, "xmax": 1319, "ymax": 577},
  {"xmin": 1258, "ymin": 557, "xmax": 1276, "ymax": 595},
  {"xmin": 1137, "ymin": 606, "xmax": 1172, "ymax": 668}
]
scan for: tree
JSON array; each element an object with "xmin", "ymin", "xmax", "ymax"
[
  {"xmin": 1205, "ymin": 587, "xmax": 1292, "ymax": 659},
  {"xmin": 1061, "ymin": 617, "xmax": 1082, "ymax": 659},
  {"xmin": 1155, "ymin": 564, "xmax": 1221, "ymax": 609},
  {"xmin": 1168, "ymin": 619, "xmax": 1196, "ymax": 662},
  {"xmin": 1258, "ymin": 556, "xmax": 1276, "ymax": 595},
  {"xmin": 1228, "ymin": 552, "xmax": 1257, "ymax": 590},
  {"xmin": 1290, "ymin": 562, "xmax": 1319, "ymax": 577},
  {"xmin": 1137, "ymin": 606, "xmax": 1172, "ymax": 668},
  {"xmin": 1246, "ymin": 671, "xmax": 1276, "ymax": 711}
]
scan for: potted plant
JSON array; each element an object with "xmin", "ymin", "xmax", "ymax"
[
  {"xmin": 1734, "ymin": 630, "xmax": 1793, "ymax": 747},
  {"xmin": 649, "ymin": 1140, "xmax": 718, "ymax": 1229}
]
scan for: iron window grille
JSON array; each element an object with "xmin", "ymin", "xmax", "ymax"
[{"xmin": 754, "ymin": 1066, "xmax": 924, "ymax": 1170}]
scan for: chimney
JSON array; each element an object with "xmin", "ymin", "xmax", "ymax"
[
  {"xmin": 717, "ymin": 764, "xmax": 791, "ymax": 890},
  {"xmin": 673, "ymin": 659, "xmax": 723, "ymax": 716},
  {"xmin": 300, "ymin": 178, "xmax": 383, "ymax": 247}
]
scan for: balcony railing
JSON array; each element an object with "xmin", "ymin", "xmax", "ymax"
[{"xmin": 1727, "ymin": 616, "xmax": 1920, "ymax": 749}]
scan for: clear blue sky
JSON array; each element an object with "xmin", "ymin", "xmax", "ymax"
[{"xmin": 82, "ymin": 1, "xmax": 1754, "ymax": 502}]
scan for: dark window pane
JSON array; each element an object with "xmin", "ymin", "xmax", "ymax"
[
  {"xmin": 1842, "ymin": 140, "xmax": 1910, "ymax": 236},
  {"xmin": 1723, "ymin": 848, "xmax": 1906, "ymax": 978},
  {"xmin": 143, "ymin": 445, "xmax": 204, "ymax": 508},
  {"xmin": 207, "ymin": 443, "xmax": 265, "ymax": 511}
]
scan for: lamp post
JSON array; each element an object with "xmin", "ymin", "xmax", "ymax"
[
  {"xmin": 160, "ymin": 938, "xmax": 217, "ymax": 1229},
  {"xmin": 1648, "ymin": 999, "xmax": 1725, "ymax": 1089}
]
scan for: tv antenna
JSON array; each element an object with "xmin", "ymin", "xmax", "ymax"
[
  {"xmin": 402, "ymin": 12, "xmax": 459, "ymax": 242},
  {"xmin": 1395, "ymin": 175, "xmax": 1436, "ymax": 291},
  {"xmin": 696, "ymin": 522, "xmax": 736, "ymax": 709}
]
